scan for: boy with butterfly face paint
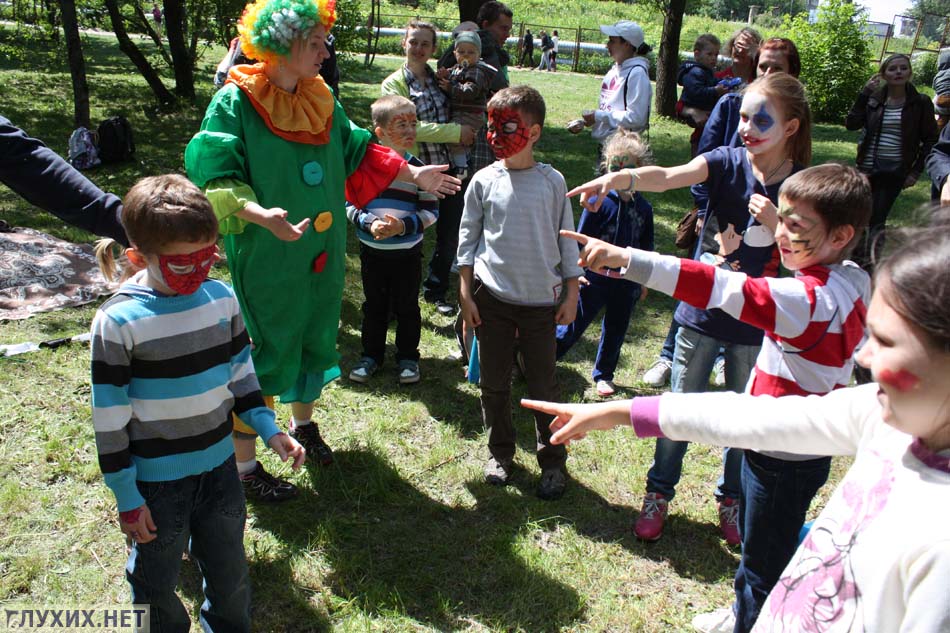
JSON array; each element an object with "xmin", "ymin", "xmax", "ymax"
[
  {"xmin": 563, "ymin": 164, "xmax": 873, "ymax": 633},
  {"xmin": 456, "ymin": 85, "xmax": 583, "ymax": 500}
]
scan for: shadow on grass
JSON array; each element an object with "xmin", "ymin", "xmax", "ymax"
[
  {"xmin": 247, "ymin": 447, "xmax": 736, "ymax": 630},
  {"xmin": 169, "ymin": 522, "xmax": 333, "ymax": 632},
  {"xmin": 250, "ymin": 449, "xmax": 586, "ymax": 631}
]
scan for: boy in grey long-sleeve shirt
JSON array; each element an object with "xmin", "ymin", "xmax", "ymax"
[{"xmin": 457, "ymin": 85, "xmax": 582, "ymax": 501}]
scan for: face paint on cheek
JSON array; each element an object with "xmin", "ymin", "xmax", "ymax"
[
  {"xmin": 386, "ymin": 113, "xmax": 417, "ymax": 145},
  {"xmin": 607, "ymin": 154, "xmax": 632, "ymax": 172},
  {"xmin": 878, "ymin": 368, "xmax": 920, "ymax": 392},
  {"xmin": 158, "ymin": 245, "xmax": 217, "ymax": 294},
  {"xmin": 778, "ymin": 203, "xmax": 824, "ymax": 257},
  {"xmin": 739, "ymin": 92, "xmax": 785, "ymax": 151},
  {"xmin": 486, "ymin": 108, "xmax": 530, "ymax": 159},
  {"xmin": 753, "ymin": 104, "xmax": 775, "ymax": 132}
]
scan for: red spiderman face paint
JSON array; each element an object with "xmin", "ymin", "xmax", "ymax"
[
  {"xmin": 157, "ymin": 244, "xmax": 217, "ymax": 295},
  {"xmin": 486, "ymin": 108, "xmax": 530, "ymax": 159}
]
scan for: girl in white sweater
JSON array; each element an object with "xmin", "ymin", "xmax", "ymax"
[{"xmin": 523, "ymin": 209, "xmax": 950, "ymax": 632}]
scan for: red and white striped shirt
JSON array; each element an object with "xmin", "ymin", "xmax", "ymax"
[{"xmin": 622, "ymin": 250, "xmax": 870, "ymax": 398}]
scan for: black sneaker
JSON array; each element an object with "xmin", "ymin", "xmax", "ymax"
[
  {"xmin": 536, "ymin": 467, "xmax": 567, "ymax": 500},
  {"xmin": 289, "ymin": 422, "xmax": 334, "ymax": 466},
  {"xmin": 241, "ymin": 461, "xmax": 298, "ymax": 502},
  {"xmin": 484, "ymin": 457, "xmax": 512, "ymax": 485}
]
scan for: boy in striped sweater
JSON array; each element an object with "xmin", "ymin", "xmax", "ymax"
[
  {"xmin": 347, "ymin": 95, "xmax": 439, "ymax": 385},
  {"xmin": 564, "ymin": 163, "xmax": 872, "ymax": 633},
  {"xmin": 91, "ymin": 175, "xmax": 304, "ymax": 633}
]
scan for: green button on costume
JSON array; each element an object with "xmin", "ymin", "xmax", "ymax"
[{"xmin": 186, "ymin": 78, "xmax": 371, "ymax": 403}]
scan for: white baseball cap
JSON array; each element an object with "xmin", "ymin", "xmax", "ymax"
[{"xmin": 600, "ymin": 21, "xmax": 645, "ymax": 48}]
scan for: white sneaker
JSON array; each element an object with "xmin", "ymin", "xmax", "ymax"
[
  {"xmin": 713, "ymin": 357, "xmax": 726, "ymax": 387},
  {"xmin": 595, "ymin": 380, "xmax": 616, "ymax": 397},
  {"xmin": 642, "ymin": 358, "xmax": 672, "ymax": 387},
  {"xmin": 691, "ymin": 607, "xmax": 736, "ymax": 633}
]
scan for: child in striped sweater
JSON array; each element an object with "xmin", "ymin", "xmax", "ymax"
[
  {"xmin": 565, "ymin": 163, "xmax": 872, "ymax": 632},
  {"xmin": 346, "ymin": 95, "xmax": 439, "ymax": 385},
  {"xmin": 92, "ymin": 175, "xmax": 304, "ymax": 633}
]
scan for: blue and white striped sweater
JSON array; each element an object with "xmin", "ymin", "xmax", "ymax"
[
  {"xmin": 347, "ymin": 154, "xmax": 438, "ymax": 250},
  {"xmin": 90, "ymin": 276, "xmax": 279, "ymax": 511}
]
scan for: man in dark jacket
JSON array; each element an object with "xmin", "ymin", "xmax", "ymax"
[
  {"xmin": 438, "ymin": 1, "xmax": 512, "ymax": 93},
  {"xmin": 518, "ymin": 29, "xmax": 534, "ymax": 67},
  {"xmin": 0, "ymin": 114, "xmax": 127, "ymax": 245}
]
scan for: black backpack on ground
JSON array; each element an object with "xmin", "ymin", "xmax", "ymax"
[{"xmin": 97, "ymin": 116, "xmax": 135, "ymax": 164}]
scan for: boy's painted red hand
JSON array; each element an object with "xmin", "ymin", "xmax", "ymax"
[{"xmin": 120, "ymin": 504, "xmax": 157, "ymax": 544}]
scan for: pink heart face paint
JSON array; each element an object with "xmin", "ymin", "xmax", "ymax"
[
  {"xmin": 738, "ymin": 92, "xmax": 786, "ymax": 155},
  {"xmin": 877, "ymin": 368, "xmax": 919, "ymax": 392},
  {"xmin": 486, "ymin": 108, "xmax": 530, "ymax": 159}
]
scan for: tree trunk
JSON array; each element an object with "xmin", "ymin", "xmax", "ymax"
[
  {"xmin": 655, "ymin": 0, "xmax": 686, "ymax": 118},
  {"xmin": 131, "ymin": 1, "xmax": 172, "ymax": 65},
  {"xmin": 43, "ymin": 0, "xmax": 58, "ymax": 38},
  {"xmin": 58, "ymin": 0, "xmax": 90, "ymax": 128},
  {"xmin": 458, "ymin": 0, "xmax": 486, "ymax": 24},
  {"xmin": 163, "ymin": 0, "xmax": 195, "ymax": 98},
  {"xmin": 103, "ymin": 0, "xmax": 177, "ymax": 105}
]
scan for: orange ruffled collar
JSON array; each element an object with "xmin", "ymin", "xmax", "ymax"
[{"xmin": 227, "ymin": 64, "xmax": 334, "ymax": 145}]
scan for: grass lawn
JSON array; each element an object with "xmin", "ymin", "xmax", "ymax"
[{"xmin": 0, "ymin": 32, "xmax": 934, "ymax": 632}]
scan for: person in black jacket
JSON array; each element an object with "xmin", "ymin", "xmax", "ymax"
[
  {"xmin": 518, "ymin": 28, "xmax": 534, "ymax": 68},
  {"xmin": 0, "ymin": 114, "xmax": 128, "ymax": 245},
  {"xmin": 845, "ymin": 54, "xmax": 937, "ymax": 269},
  {"xmin": 926, "ymin": 122, "xmax": 950, "ymax": 204}
]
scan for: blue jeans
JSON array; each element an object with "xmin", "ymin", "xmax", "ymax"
[
  {"xmin": 659, "ymin": 316, "xmax": 679, "ymax": 361},
  {"xmin": 556, "ymin": 275, "xmax": 641, "ymax": 382},
  {"xmin": 646, "ymin": 326, "xmax": 759, "ymax": 500},
  {"xmin": 126, "ymin": 456, "xmax": 251, "ymax": 633},
  {"xmin": 733, "ymin": 451, "xmax": 831, "ymax": 633}
]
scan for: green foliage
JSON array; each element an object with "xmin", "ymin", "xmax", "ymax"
[
  {"xmin": 783, "ymin": 0, "xmax": 874, "ymax": 122},
  {"xmin": 913, "ymin": 51, "xmax": 939, "ymax": 87},
  {"xmin": 332, "ymin": 0, "xmax": 364, "ymax": 60},
  {"xmin": 0, "ymin": 23, "xmax": 65, "ymax": 67},
  {"xmin": 910, "ymin": 0, "xmax": 950, "ymax": 41}
]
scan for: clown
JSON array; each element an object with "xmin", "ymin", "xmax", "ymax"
[{"xmin": 186, "ymin": 0, "xmax": 458, "ymax": 499}]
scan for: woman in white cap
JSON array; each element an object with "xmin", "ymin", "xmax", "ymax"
[{"xmin": 574, "ymin": 21, "xmax": 652, "ymax": 142}]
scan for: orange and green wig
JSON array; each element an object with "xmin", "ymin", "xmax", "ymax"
[{"xmin": 238, "ymin": 0, "xmax": 337, "ymax": 64}]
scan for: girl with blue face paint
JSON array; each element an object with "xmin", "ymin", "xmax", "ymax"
[{"xmin": 566, "ymin": 75, "xmax": 814, "ymax": 618}]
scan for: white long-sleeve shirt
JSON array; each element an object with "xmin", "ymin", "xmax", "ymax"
[
  {"xmin": 631, "ymin": 386, "xmax": 950, "ymax": 632},
  {"xmin": 592, "ymin": 56, "xmax": 652, "ymax": 141}
]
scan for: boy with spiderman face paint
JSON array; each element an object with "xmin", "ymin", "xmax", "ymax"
[{"xmin": 457, "ymin": 85, "xmax": 583, "ymax": 500}]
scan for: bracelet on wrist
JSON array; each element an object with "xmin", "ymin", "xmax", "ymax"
[{"xmin": 623, "ymin": 168, "xmax": 638, "ymax": 196}]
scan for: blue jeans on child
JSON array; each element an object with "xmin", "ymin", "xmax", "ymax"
[
  {"xmin": 646, "ymin": 326, "xmax": 759, "ymax": 500},
  {"xmin": 734, "ymin": 450, "xmax": 831, "ymax": 633},
  {"xmin": 556, "ymin": 274, "xmax": 641, "ymax": 382},
  {"xmin": 126, "ymin": 455, "xmax": 251, "ymax": 633}
]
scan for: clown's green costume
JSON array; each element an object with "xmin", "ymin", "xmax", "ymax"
[{"xmin": 186, "ymin": 65, "xmax": 401, "ymax": 403}]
